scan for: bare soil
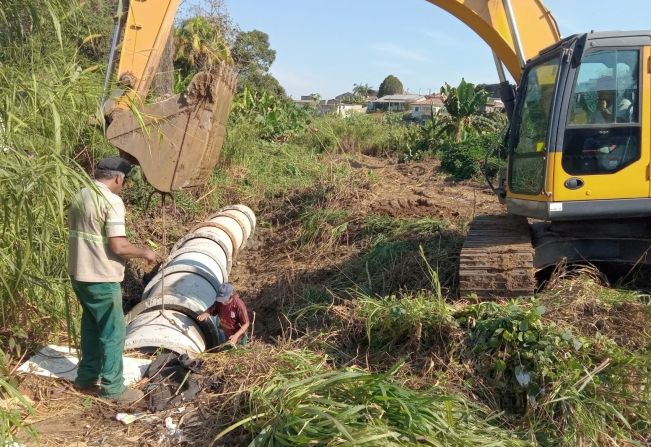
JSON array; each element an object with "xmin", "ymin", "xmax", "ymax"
[
  {"xmin": 230, "ymin": 155, "xmax": 502, "ymax": 338},
  {"xmin": 17, "ymin": 154, "xmax": 503, "ymax": 446}
]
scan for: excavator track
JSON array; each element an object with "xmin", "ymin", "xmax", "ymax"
[{"xmin": 459, "ymin": 214, "xmax": 536, "ymax": 298}]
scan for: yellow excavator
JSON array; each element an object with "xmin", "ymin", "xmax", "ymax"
[
  {"xmin": 426, "ymin": 0, "xmax": 651, "ymax": 297},
  {"xmin": 106, "ymin": 0, "xmax": 650, "ymax": 297}
]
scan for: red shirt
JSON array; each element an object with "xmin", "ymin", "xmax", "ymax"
[{"xmin": 206, "ymin": 294, "xmax": 249, "ymax": 340}]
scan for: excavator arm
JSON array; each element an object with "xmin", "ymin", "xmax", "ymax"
[
  {"xmin": 103, "ymin": 0, "xmax": 558, "ymax": 192},
  {"xmin": 104, "ymin": 0, "xmax": 237, "ymax": 192},
  {"xmin": 425, "ymin": 0, "xmax": 561, "ymax": 82}
]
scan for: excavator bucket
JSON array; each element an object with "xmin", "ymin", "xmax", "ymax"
[{"xmin": 106, "ymin": 66, "xmax": 237, "ymax": 192}]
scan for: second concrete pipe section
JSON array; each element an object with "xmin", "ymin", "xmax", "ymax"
[{"xmin": 124, "ymin": 205, "xmax": 256, "ymax": 355}]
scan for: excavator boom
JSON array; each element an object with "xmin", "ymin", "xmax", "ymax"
[{"xmin": 426, "ymin": 0, "xmax": 561, "ymax": 82}]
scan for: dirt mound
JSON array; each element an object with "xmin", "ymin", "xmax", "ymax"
[{"xmin": 347, "ymin": 155, "xmax": 501, "ymax": 220}]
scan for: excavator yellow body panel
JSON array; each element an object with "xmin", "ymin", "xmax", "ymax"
[{"xmin": 116, "ymin": 0, "xmax": 180, "ymax": 100}]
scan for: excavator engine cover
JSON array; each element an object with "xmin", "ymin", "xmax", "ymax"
[{"xmin": 106, "ymin": 66, "xmax": 237, "ymax": 192}]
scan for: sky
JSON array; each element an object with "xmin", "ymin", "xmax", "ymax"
[{"xmin": 196, "ymin": 0, "xmax": 649, "ymax": 99}]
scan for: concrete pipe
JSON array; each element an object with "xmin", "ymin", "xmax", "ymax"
[{"xmin": 124, "ymin": 204, "xmax": 256, "ymax": 355}]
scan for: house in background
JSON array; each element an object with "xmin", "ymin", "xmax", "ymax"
[
  {"xmin": 294, "ymin": 94, "xmax": 366, "ymax": 117},
  {"xmin": 367, "ymin": 94, "xmax": 425, "ymax": 113},
  {"xmin": 318, "ymin": 100, "xmax": 365, "ymax": 117},
  {"xmin": 334, "ymin": 92, "xmax": 356, "ymax": 103},
  {"xmin": 410, "ymin": 94, "xmax": 445, "ymax": 121},
  {"xmin": 483, "ymin": 98, "xmax": 505, "ymax": 113}
]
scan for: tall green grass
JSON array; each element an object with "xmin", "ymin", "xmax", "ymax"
[
  {"xmin": 293, "ymin": 113, "xmax": 422, "ymax": 158},
  {"xmin": 0, "ymin": 2, "xmax": 112, "ymax": 438},
  {"xmin": 0, "ymin": 0, "xmax": 111, "ymax": 342},
  {"xmin": 215, "ymin": 361, "xmax": 526, "ymax": 447}
]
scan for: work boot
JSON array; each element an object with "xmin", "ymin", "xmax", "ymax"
[
  {"xmin": 73, "ymin": 382, "xmax": 101, "ymax": 394},
  {"xmin": 106, "ymin": 388, "xmax": 144, "ymax": 404}
]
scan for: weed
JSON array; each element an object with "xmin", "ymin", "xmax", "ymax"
[
  {"xmin": 0, "ymin": 349, "xmax": 36, "ymax": 444},
  {"xmin": 215, "ymin": 361, "xmax": 527, "ymax": 447},
  {"xmin": 295, "ymin": 208, "xmax": 351, "ymax": 248},
  {"xmin": 458, "ymin": 297, "xmax": 651, "ymax": 445}
]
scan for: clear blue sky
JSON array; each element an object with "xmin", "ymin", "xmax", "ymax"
[{"xmin": 205, "ymin": 0, "xmax": 649, "ymax": 98}]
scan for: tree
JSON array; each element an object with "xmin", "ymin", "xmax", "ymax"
[
  {"xmin": 232, "ymin": 30, "xmax": 276, "ymax": 73},
  {"xmin": 353, "ymin": 83, "xmax": 374, "ymax": 98},
  {"xmin": 378, "ymin": 75, "xmax": 404, "ymax": 97},
  {"xmin": 173, "ymin": 16, "xmax": 233, "ymax": 91},
  {"xmin": 439, "ymin": 79, "xmax": 492, "ymax": 142},
  {"xmin": 231, "ymin": 30, "xmax": 286, "ymax": 97},
  {"xmin": 238, "ymin": 69, "xmax": 286, "ymax": 98}
]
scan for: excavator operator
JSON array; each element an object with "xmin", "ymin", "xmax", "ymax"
[{"xmin": 591, "ymin": 76, "xmax": 633, "ymax": 124}]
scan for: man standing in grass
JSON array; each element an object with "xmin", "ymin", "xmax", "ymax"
[{"xmin": 68, "ymin": 156, "xmax": 156, "ymax": 403}]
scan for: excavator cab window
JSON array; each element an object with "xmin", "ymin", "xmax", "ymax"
[
  {"xmin": 509, "ymin": 56, "xmax": 561, "ymax": 195},
  {"xmin": 562, "ymin": 49, "xmax": 640, "ymax": 174}
]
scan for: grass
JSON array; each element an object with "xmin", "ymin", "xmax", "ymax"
[
  {"xmin": 0, "ymin": 0, "xmax": 112, "ymax": 345},
  {"xmin": 2, "ymin": 3, "xmax": 649, "ymax": 446},
  {"xmin": 214, "ymin": 355, "xmax": 527, "ymax": 447},
  {"xmin": 280, "ymin": 272, "xmax": 651, "ymax": 447},
  {"xmin": 295, "ymin": 208, "xmax": 352, "ymax": 248},
  {"xmin": 292, "ymin": 113, "xmax": 421, "ymax": 158},
  {"xmin": 338, "ymin": 217, "xmax": 464, "ymax": 295}
]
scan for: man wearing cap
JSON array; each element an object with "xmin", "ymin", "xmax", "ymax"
[
  {"xmin": 68, "ymin": 156, "xmax": 157, "ymax": 403},
  {"xmin": 592, "ymin": 77, "xmax": 633, "ymax": 124},
  {"xmin": 197, "ymin": 283, "xmax": 250, "ymax": 346}
]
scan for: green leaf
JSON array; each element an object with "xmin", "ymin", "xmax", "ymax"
[{"xmin": 494, "ymin": 359, "xmax": 507, "ymax": 371}]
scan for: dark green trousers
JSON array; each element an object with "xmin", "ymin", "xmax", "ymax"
[{"xmin": 71, "ymin": 280, "xmax": 126, "ymax": 397}]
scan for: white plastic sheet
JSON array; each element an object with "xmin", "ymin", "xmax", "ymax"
[{"xmin": 16, "ymin": 345, "xmax": 151, "ymax": 386}]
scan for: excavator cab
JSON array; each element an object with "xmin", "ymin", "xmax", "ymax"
[
  {"xmin": 461, "ymin": 30, "xmax": 651, "ymax": 297},
  {"xmin": 505, "ymin": 32, "xmax": 651, "ymax": 221}
]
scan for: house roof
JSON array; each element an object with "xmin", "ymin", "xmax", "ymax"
[
  {"xmin": 335, "ymin": 92, "xmax": 354, "ymax": 100},
  {"xmin": 412, "ymin": 97, "xmax": 444, "ymax": 107},
  {"xmin": 372, "ymin": 94, "xmax": 424, "ymax": 103}
]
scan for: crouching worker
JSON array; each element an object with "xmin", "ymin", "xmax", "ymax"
[
  {"xmin": 197, "ymin": 283, "xmax": 250, "ymax": 346},
  {"xmin": 68, "ymin": 157, "xmax": 157, "ymax": 403}
]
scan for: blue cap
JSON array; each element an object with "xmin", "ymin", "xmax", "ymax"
[{"xmin": 215, "ymin": 283, "xmax": 234, "ymax": 302}]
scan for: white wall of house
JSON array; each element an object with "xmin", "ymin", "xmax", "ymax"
[{"xmin": 410, "ymin": 104, "xmax": 444, "ymax": 121}]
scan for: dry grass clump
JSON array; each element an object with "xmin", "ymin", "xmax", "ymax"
[{"xmin": 542, "ymin": 267, "xmax": 651, "ymax": 350}]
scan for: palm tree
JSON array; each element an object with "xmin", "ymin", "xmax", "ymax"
[
  {"xmin": 173, "ymin": 16, "xmax": 233, "ymax": 71},
  {"xmin": 439, "ymin": 79, "xmax": 491, "ymax": 142},
  {"xmin": 352, "ymin": 83, "xmax": 373, "ymax": 98}
]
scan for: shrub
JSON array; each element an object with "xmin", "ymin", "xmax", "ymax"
[
  {"xmin": 440, "ymin": 132, "xmax": 504, "ymax": 181},
  {"xmin": 230, "ymin": 87, "xmax": 311, "ymax": 141},
  {"xmin": 457, "ymin": 299, "xmax": 651, "ymax": 445}
]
